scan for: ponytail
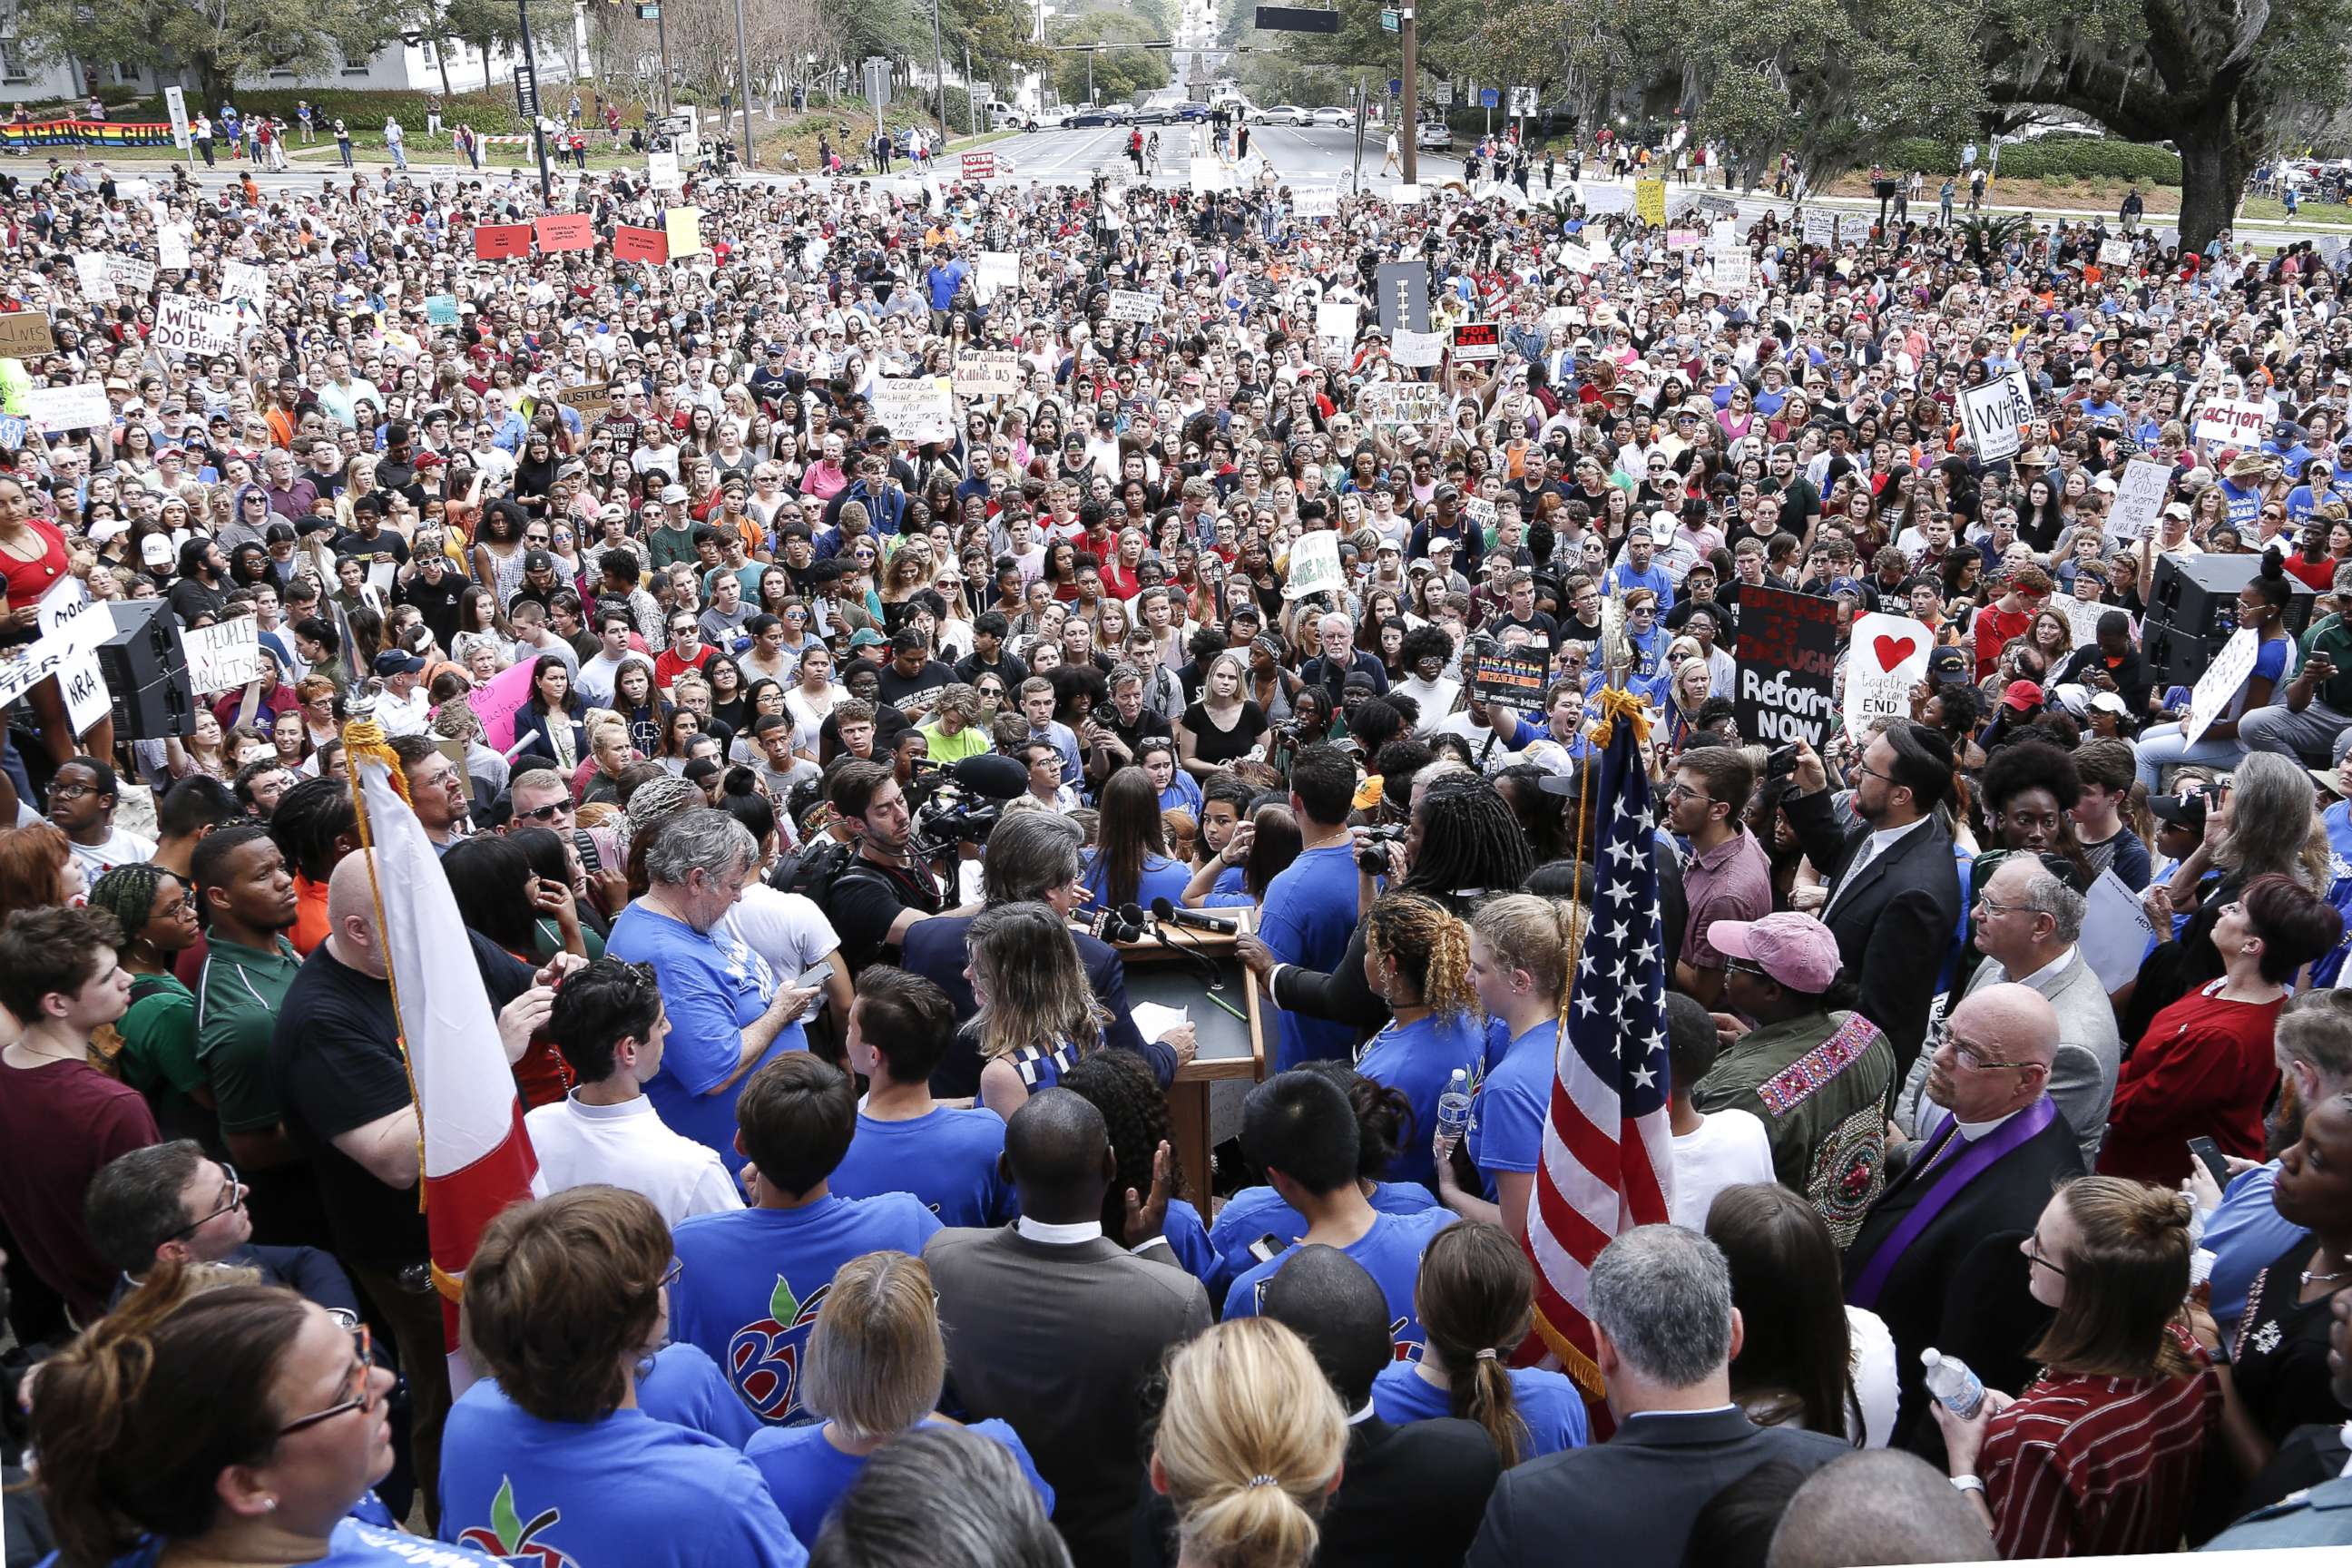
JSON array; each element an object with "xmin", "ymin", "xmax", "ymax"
[
  {"xmin": 1154, "ymin": 1318, "xmax": 1347, "ymax": 1568},
  {"xmin": 1416, "ymin": 1223, "xmax": 1536, "ymax": 1467}
]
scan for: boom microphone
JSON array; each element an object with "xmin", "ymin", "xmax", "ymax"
[
  {"xmin": 951, "ymin": 751, "xmax": 1032, "ymax": 801},
  {"xmin": 1150, "ymin": 897, "xmax": 1241, "ymax": 934}
]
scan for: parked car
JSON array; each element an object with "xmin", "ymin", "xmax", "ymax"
[
  {"xmin": 1067, "ymin": 106, "xmax": 1128, "ymax": 127},
  {"xmin": 1308, "ymin": 105, "xmax": 1354, "ymax": 128},
  {"xmin": 1256, "ymin": 104, "xmax": 1311, "ymax": 126},
  {"xmin": 1174, "ymin": 102, "xmax": 1210, "ymax": 122},
  {"xmin": 988, "ymin": 104, "xmax": 1037, "ymax": 132},
  {"xmin": 1416, "ymin": 118, "xmax": 1453, "ymax": 151}
]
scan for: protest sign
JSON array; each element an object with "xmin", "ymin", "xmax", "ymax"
[
  {"xmin": 1802, "ymin": 208, "xmax": 1836, "ymax": 246},
  {"xmin": 1374, "ymin": 260, "xmax": 1430, "ymax": 334},
  {"xmin": 2079, "ymin": 867, "xmax": 2160, "ymax": 990},
  {"xmin": 1838, "ymin": 212, "xmax": 1872, "ymax": 246},
  {"xmin": 1635, "ymin": 179, "xmax": 1666, "ymax": 225},
  {"xmin": 155, "ymin": 221, "xmax": 191, "ymax": 272},
  {"xmin": 472, "ymin": 224, "xmax": 533, "ymax": 260},
  {"xmin": 466, "ymin": 656, "xmax": 539, "ymax": 753},
  {"xmin": 664, "ymin": 207, "xmax": 703, "ymax": 257},
  {"xmin": 1293, "ymin": 186, "xmax": 1338, "ymax": 218},
  {"xmin": 1843, "ymin": 612, "xmax": 1932, "ymax": 743},
  {"xmin": 1461, "ymin": 496, "xmax": 1497, "ymax": 529},
  {"xmin": 558, "ymin": 383, "xmax": 612, "ymax": 416},
  {"xmin": 1712, "ymin": 239, "xmax": 1751, "ymax": 293},
  {"xmin": 74, "ymin": 252, "xmax": 155, "ymax": 298},
  {"xmin": 1958, "ymin": 370, "xmax": 2035, "ymax": 463},
  {"xmin": 612, "ymin": 225, "xmax": 670, "ymax": 265},
  {"xmin": 1108, "ymin": 289, "xmax": 1159, "ymax": 324},
  {"xmin": 1556, "ymin": 242, "xmax": 1599, "ymax": 272},
  {"xmin": 1282, "ymin": 531, "xmax": 1344, "ymax": 601},
  {"xmin": 2180, "ymin": 627, "xmax": 2259, "ymax": 749},
  {"xmin": 870, "ymin": 377, "xmax": 956, "ymax": 444},
  {"xmin": 1385, "ymin": 183, "xmax": 1424, "ymax": 204},
  {"xmin": 1391, "ymin": 329, "xmax": 1444, "ymax": 368},
  {"xmin": 221, "ymin": 261, "xmax": 270, "ymax": 303},
  {"xmin": 152, "ymin": 298, "xmax": 240, "ymax": 358},
  {"xmin": 1190, "ymin": 158, "xmax": 1226, "ymax": 193},
  {"xmin": 2097, "ymin": 238, "xmax": 2132, "ymax": 268},
  {"xmin": 1735, "ymin": 586, "xmax": 1840, "ymax": 746},
  {"xmin": 1315, "ymin": 300, "xmax": 1359, "ymax": 344},
  {"xmin": 1450, "ymin": 321, "xmax": 1502, "ymax": 361},
  {"xmin": 2192, "ymin": 398, "xmax": 2268, "ymax": 448},
  {"xmin": 2059, "ymin": 592, "xmax": 2110, "ymax": 652},
  {"xmin": 534, "ymin": 213, "xmax": 594, "ymax": 250},
  {"xmin": 2107, "ymin": 458, "xmax": 2171, "ymax": 543},
  {"xmin": 24, "ymin": 383, "xmax": 113, "ymax": 433},
  {"xmin": 1582, "ymin": 183, "xmax": 1632, "ymax": 214},
  {"xmin": 1356, "ymin": 381, "xmax": 1448, "ymax": 431},
  {"xmin": 1470, "ymin": 649, "xmax": 1550, "ymax": 710},
  {"xmin": 646, "ymin": 151, "xmax": 682, "ymax": 189},
  {"xmin": 423, "ymin": 294, "xmax": 460, "ymax": 326},
  {"xmin": 960, "ymin": 151, "xmax": 1013, "ymax": 181},
  {"xmin": 0, "ymin": 416, "xmax": 25, "ymax": 449},
  {"xmin": 952, "ymin": 350, "xmax": 1021, "ymax": 397},
  {"xmin": 974, "ymin": 250, "xmax": 1020, "ymax": 304},
  {"xmin": 184, "ymin": 619, "xmax": 262, "ymax": 695},
  {"xmin": 0, "ymin": 311, "xmax": 54, "ymax": 358}
]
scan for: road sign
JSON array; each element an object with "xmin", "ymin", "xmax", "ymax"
[
  {"xmin": 864, "ymin": 57, "xmax": 892, "ymax": 109},
  {"xmin": 1387, "ymin": 77, "xmax": 1401, "ymax": 94},
  {"xmin": 1255, "ymin": 4, "xmax": 1339, "ymax": 28},
  {"xmin": 1380, "ymin": 8, "xmax": 1398, "ymax": 28},
  {"xmin": 1507, "ymin": 85, "xmax": 1536, "ymax": 116},
  {"xmin": 1427, "ymin": 80, "xmax": 1453, "ymax": 106},
  {"xmin": 633, "ymin": 4, "xmax": 657, "ymax": 15},
  {"xmin": 514, "ymin": 61, "xmax": 540, "ymax": 118},
  {"xmin": 1477, "ymin": 86, "xmax": 1497, "ymax": 108}
]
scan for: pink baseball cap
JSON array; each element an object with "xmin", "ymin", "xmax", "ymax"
[{"xmin": 1710, "ymin": 912, "xmax": 1842, "ymax": 995}]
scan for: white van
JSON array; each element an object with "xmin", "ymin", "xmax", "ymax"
[{"xmin": 986, "ymin": 101, "xmax": 1036, "ymax": 132}]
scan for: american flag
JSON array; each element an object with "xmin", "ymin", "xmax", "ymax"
[{"xmin": 1524, "ymin": 694, "xmax": 1674, "ymax": 1401}]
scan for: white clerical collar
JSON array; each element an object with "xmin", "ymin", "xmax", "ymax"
[
  {"xmin": 1014, "ymin": 1215, "xmax": 1103, "ymax": 1245},
  {"xmin": 1951, "ymin": 1105, "xmax": 2026, "ymax": 1141}
]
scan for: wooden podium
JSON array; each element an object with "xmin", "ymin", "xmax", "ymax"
[{"xmin": 1112, "ymin": 910, "xmax": 1267, "ymax": 1200}]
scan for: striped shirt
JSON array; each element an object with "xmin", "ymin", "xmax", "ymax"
[{"xmin": 1980, "ymin": 1350, "xmax": 2219, "ymax": 1559}]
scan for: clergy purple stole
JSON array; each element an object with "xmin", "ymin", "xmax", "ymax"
[{"xmin": 1846, "ymin": 1095, "xmax": 2057, "ymax": 1311}]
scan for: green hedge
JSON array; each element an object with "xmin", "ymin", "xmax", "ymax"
[
  {"xmin": 1878, "ymin": 133, "xmax": 2180, "ymax": 185},
  {"xmin": 100, "ymin": 87, "xmax": 558, "ymax": 137}
]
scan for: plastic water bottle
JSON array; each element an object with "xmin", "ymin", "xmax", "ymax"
[
  {"xmin": 1920, "ymin": 1348, "xmax": 1985, "ymax": 1419},
  {"xmin": 1436, "ymin": 1070, "xmax": 1473, "ymax": 1142}
]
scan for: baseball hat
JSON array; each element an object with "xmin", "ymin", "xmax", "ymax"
[
  {"xmin": 523, "ymin": 549, "xmax": 554, "ymax": 573},
  {"xmin": 848, "ymin": 628, "xmax": 887, "ymax": 649},
  {"xmin": 141, "ymin": 534, "xmax": 172, "ymax": 565},
  {"xmin": 2001, "ymin": 680, "xmax": 2044, "ymax": 712},
  {"xmin": 1926, "ymin": 646, "xmax": 1970, "ymax": 685},
  {"xmin": 2087, "ymin": 690, "xmax": 2130, "ymax": 716},
  {"xmin": 1710, "ymin": 912, "xmax": 1841, "ymax": 995},
  {"xmin": 371, "ymin": 650, "xmax": 426, "ymax": 677},
  {"xmin": 2148, "ymin": 791, "xmax": 2207, "ymax": 831},
  {"xmin": 659, "ymin": 485, "xmax": 690, "ymax": 505}
]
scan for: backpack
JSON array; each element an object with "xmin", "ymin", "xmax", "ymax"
[{"xmin": 765, "ymin": 835, "xmax": 886, "ymax": 908}]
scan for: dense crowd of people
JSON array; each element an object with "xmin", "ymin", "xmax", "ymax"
[{"xmin": 3, "ymin": 141, "xmax": 2352, "ymax": 1567}]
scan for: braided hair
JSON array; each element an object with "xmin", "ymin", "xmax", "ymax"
[
  {"xmin": 1059, "ymin": 1047, "xmax": 1187, "ymax": 1240},
  {"xmin": 86, "ymin": 863, "xmax": 170, "ymax": 946},
  {"xmin": 1363, "ymin": 891, "xmax": 1481, "ymax": 1024},
  {"xmin": 1406, "ymin": 773, "xmax": 1534, "ymax": 906}
]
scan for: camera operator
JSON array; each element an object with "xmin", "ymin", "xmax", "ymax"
[
  {"xmin": 901, "ymin": 810, "xmax": 1196, "ymax": 1098},
  {"xmin": 819, "ymin": 759, "xmax": 977, "ymax": 973}
]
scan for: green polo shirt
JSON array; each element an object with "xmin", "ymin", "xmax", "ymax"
[{"xmin": 196, "ymin": 934, "xmax": 303, "ymax": 1135}]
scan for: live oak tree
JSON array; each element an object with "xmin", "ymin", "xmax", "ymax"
[{"xmin": 14, "ymin": 0, "xmax": 404, "ymax": 112}]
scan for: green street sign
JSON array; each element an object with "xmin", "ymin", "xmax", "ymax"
[{"xmin": 1380, "ymin": 8, "xmax": 1399, "ymax": 28}]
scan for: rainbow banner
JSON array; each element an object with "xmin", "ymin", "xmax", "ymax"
[{"xmin": 0, "ymin": 119, "xmax": 177, "ymax": 150}]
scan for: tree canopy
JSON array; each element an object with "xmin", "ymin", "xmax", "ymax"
[{"xmin": 14, "ymin": 0, "xmax": 404, "ymax": 108}]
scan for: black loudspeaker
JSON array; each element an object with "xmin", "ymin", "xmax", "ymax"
[
  {"xmin": 2141, "ymin": 552, "xmax": 2316, "ymax": 687},
  {"xmin": 93, "ymin": 598, "xmax": 195, "ymax": 742}
]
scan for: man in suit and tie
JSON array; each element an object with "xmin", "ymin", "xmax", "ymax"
[
  {"xmin": 1904, "ymin": 854, "xmax": 2120, "ymax": 1168},
  {"xmin": 1134, "ymin": 1244, "xmax": 1501, "ymax": 1567},
  {"xmin": 1467, "ymin": 1226, "xmax": 1849, "ymax": 1568},
  {"xmin": 1843, "ymin": 983, "xmax": 2084, "ymax": 1455},
  {"xmin": 900, "ymin": 811, "xmax": 1190, "ymax": 1096},
  {"xmin": 1782, "ymin": 722, "xmax": 1965, "ymax": 1083},
  {"xmin": 926, "ymin": 1089, "xmax": 1210, "ymax": 1568}
]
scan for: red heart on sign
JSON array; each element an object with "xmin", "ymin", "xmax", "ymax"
[{"xmin": 1873, "ymin": 634, "xmax": 1917, "ymax": 673}]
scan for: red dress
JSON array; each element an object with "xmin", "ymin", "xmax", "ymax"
[{"xmin": 2098, "ymin": 981, "xmax": 2283, "ymax": 1185}]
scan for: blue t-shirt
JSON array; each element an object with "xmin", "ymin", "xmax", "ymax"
[
  {"xmin": 748, "ymin": 1416, "xmax": 1052, "ymax": 1545},
  {"xmin": 1467, "ymin": 1019, "xmax": 1561, "ymax": 1182},
  {"xmin": 830, "ymin": 1106, "xmax": 1014, "ymax": 1227},
  {"xmin": 1205, "ymin": 1181, "xmax": 1438, "ymax": 1296},
  {"xmin": 1161, "ymin": 1196, "xmax": 1219, "ymax": 1283},
  {"xmin": 608, "ymin": 903, "xmax": 805, "ymax": 1161},
  {"xmin": 1369, "ymin": 1361, "xmax": 1592, "ymax": 1457},
  {"xmin": 1079, "ymin": 850, "xmax": 1195, "ymax": 915},
  {"xmin": 1220, "ymin": 1207, "xmax": 1457, "ymax": 1360},
  {"xmin": 670, "ymin": 1196, "xmax": 943, "ymax": 1425},
  {"xmin": 2219, "ymin": 478, "xmax": 2264, "ymax": 527},
  {"xmin": 1354, "ymin": 1012, "xmax": 1485, "ymax": 1189},
  {"xmin": 78, "ymin": 1521, "xmax": 488, "ymax": 1568},
  {"xmin": 1159, "ymin": 772, "xmax": 1206, "ymax": 818},
  {"xmin": 637, "ymin": 1341, "xmax": 761, "ymax": 1448},
  {"xmin": 439, "ymin": 1381, "xmax": 806, "ymax": 1567},
  {"xmin": 2204, "ymin": 1161, "xmax": 2304, "ymax": 1338},
  {"xmin": 1258, "ymin": 842, "xmax": 1366, "ymax": 1070},
  {"xmin": 1200, "ymin": 862, "xmax": 1253, "ymax": 908}
]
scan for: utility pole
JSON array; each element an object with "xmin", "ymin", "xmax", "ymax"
[
  {"xmin": 1398, "ymin": 5, "xmax": 1416, "ymax": 182},
  {"xmin": 932, "ymin": 0, "xmax": 948, "ymax": 139},
  {"xmin": 731, "ymin": 0, "xmax": 754, "ymax": 164},
  {"xmin": 513, "ymin": 0, "xmax": 554, "ymax": 201},
  {"xmin": 653, "ymin": 5, "xmax": 673, "ymax": 114},
  {"xmin": 965, "ymin": 42, "xmax": 978, "ymax": 133},
  {"xmin": 1349, "ymin": 79, "xmax": 1363, "ymax": 193}
]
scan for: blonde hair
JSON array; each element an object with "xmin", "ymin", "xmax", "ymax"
[
  {"xmin": 1472, "ymin": 894, "xmax": 1591, "ymax": 1010},
  {"xmin": 1364, "ymin": 891, "xmax": 1481, "ymax": 1024},
  {"xmin": 803, "ymin": 1251, "xmax": 946, "ymax": 1442},
  {"xmin": 965, "ymin": 900, "xmax": 1109, "ymax": 1062},
  {"xmin": 1153, "ymin": 1318, "xmax": 1348, "ymax": 1568}
]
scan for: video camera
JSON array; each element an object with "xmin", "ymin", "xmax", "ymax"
[{"xmin": 906, "ymin": 752, "xmax": 1029, "ymax": 861}]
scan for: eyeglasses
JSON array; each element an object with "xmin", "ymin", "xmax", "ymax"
[
  {"xmin": 1724, "ymin": 958, "xmax": 1768, "ymax": 979},
  {"xmin": 1935, "ymin": 1023, "xmax": 2035, "ymax": 1074},
  {"xmin": 2023, "ymin": 1236, "xmax": 2067, "ymax": 1276},
  {"xmin": 49, "ymin": 780, "xmax": 101, "ymax": 800},
  {"xmin": 168, "ymin": 1163, "xmax": 247, "ymax": 1237},
  {"xmin": 277, "ymin": 1319, "xmax": 378, "ymax": 1435}
]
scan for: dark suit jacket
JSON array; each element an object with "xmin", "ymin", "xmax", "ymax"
[
  {"xmin": 1784, "ymin": 787, "xmax": 1963, "ymax": 1081},
  {"xmin": 1841, "ymin": 1104, "xmax": 2083, "ymax": 1453},
  {"xmin": 926, "ymin": 1225, "xmax": 1210, "ymax": 1568},
  {"xmin": 899, "ymin": 916, "xmax": 1165, "ymax": 1097},
  {"xmin": 1466, "ymin": 1406, "xmax": 1849, "ymax": 1568},
  {"xmin": 1133, "ymin": 1415, "xmax": 1501, "ymax": 1568}
]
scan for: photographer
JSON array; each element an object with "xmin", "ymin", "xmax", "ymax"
[
  {"xmin": 819, "ymin": 759, "xmax": 977, "ymax": 973},
  {"xmin": 902, "ymin": 809, "xmax": 1193, "ymax": 1097}
]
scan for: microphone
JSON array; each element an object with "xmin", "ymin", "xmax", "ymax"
[
  {"xmin": 1128, "ymin": 903, "xmax": 1250, "ymax": 1024},
  {"xmin": 951, "ymin": 751, "xmax": 1031, "ymax": 801},
  {"xmin": 1151, "ymin": 897, "xmax": 1241, "ymax": 934},
  {"xmin": 1083, "ymin": 903, "xmax": 1148, "ymax": 944}
]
